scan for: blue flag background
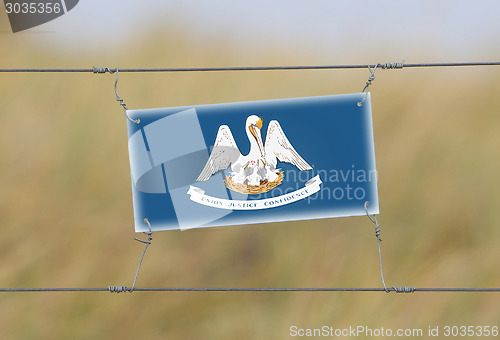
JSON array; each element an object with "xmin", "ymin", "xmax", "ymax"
[{"xmin": 127, "ymin": 93, "xmax": 379, "ymax": 232}]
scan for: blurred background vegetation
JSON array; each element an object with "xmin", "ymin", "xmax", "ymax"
[{"xmin": 0, "ymin": 3, "xmax": 499, "ymax": 339}]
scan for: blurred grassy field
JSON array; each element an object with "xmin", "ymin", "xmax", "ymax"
[{"xmin": 0, "ymin": 17, "xmax": 500, "ymax": 340}]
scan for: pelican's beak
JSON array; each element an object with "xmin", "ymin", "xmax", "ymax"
[
  {"xmin": 257, "ymin": 117, "xmax": 263, "ymax": 130},
  {"xmin": 250, "ymin": 123, "xmax": 265, "ymax": 157}
]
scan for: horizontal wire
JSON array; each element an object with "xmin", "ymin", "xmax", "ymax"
[
  {"xmin": 0, "ymin": 62, "xmax": 499, "ymax": 73},
  {"xmin": 0, "ymin": 287, "xmax": 499, "ymax": 293},
  {"xmin": 1, "ymin": 62, "xmax": 498, "ymax": 294}
]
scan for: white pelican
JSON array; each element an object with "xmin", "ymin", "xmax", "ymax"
[{"xmin": 196, "ymin": 115, "xmax": 312, "ymax": 190}]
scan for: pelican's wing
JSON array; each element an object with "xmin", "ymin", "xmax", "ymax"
[
  {"xmin": 196, "ymin": 125, "xmax": 241, "ymax": 181},
  {"xmin": 264, "ymin": 120, "xmax": 313, "ymax": 171}
]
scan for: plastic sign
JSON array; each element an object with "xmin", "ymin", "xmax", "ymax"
[{"xmin": 126, "ymin": 93, "xmax": 379, "ymax": 232}]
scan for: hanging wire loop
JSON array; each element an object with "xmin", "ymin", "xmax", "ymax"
[
  {"xmin": 364, "ymin": 201, "xmax": 388, "ymax": 292},
  {"xmin": 129, "ymin": 218, "xmax": 154, "ymax": 292},
  {"xmin": 364, "ymin": 201, "xmax": 415, "ymax": 294},
  {"xmin": 113, "ymin": 68, "xmax": 140, "ymax": 124},
  {"xmin": 358, "ymin": 64, "xmax": 379, "ymax": 107},
  {"xmin": 92, "ymin": 66, "xmax": 139, "ymax": 124},
  {"xmin": 357, "ymin": 60, "xmax": 404, "ymax": 107},
  {"xmin": 107, "ymin": 218, "xmax": 153, "ymax": 294}
]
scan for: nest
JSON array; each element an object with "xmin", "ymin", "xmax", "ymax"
[{"xmin": 224, "ymin": 171, "xmax": 284, "ymax": 194}]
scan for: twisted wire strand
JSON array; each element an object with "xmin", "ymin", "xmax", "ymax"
[
  {"xmin": 92, "ymin": 67, "xmax": 139, "ymax": 124},
  {"xmin": 358, "ymin": 63, "xmax": 383, "ymax": 106},
  {"xmin": 108, "ymin": 286, "xmax": 128, "ymax": 294},
  {"xmin": 112, "ymin": 68, "xmax": 140, "ymax": 124},
  {"xmin": 393, "ymin": 286, "xmax": 416, "ymax": 293},
  {"xmin": 107, "ymin": 219, "xmax": 154, "ymax": 294},
  {"xmin": 92, "ymin": 67, "xmax": 115, "ymax": 74},
  {"xmin": 130, "ymin": 218, "xmax": 153, "ymax": 292},
  {"xmin": 364, "ymin": 202, "xmax": 417, "ymax": 294},
  {"xmin": 364, "ymin": 201, "xmax": 389, "ymax": 292},
  {"xmin": 380, "ymin": 61, "xmax": 404, "ymax": 69}
]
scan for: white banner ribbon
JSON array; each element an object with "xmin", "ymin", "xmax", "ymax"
[{"xmin": 188, "ymin": 175, "xmax": 322, "ymax": 210}]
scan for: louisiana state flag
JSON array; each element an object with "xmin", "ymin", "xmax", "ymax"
[{"xmin": 126, "ymin": 93, "xmax": 379, "ymax": 232}]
